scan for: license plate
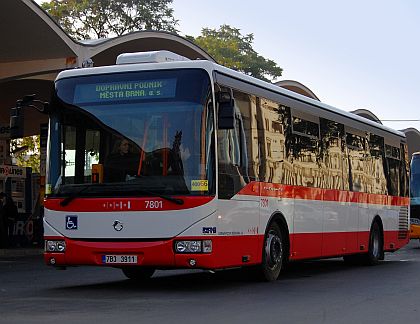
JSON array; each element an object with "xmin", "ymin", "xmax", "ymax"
[{"xmin": 102, "ymin": 255, "xmax": 138, "ymax": 264}]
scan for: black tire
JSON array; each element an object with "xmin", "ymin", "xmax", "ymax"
[
  {"xmin": 259, "ymin": 222, "xmax": 284, "ymax": 281},
  {"xmin": 121, "ymin": 267, "xmax": 155, "ymax": 280},
  {"xmin": 365, "ymin": 221, "xmax": 383, "ymax": 265},
  {"xmin": 344, "ymin": 221, "xmax": 383, "ymax": 266}
]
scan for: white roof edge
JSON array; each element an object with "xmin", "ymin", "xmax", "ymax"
[
  {"xmin": 55, "ymin": 59, "xmax": 404, "ymax": 138},
  {"xmin": 55, "ymin": 59, "xmax": 215, "ymax": 80}
]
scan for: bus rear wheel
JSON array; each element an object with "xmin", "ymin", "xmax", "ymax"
[
  {"xmin": 259, "ymin": 222, "xmax": 284, "ymax": 281},
  {"xmin": 121, "ymin": 267, "xmax": 155, "ymax": 280},
  {"xmin": 344, "ymin": 221, "xmax": 383, "ymax": 265},
  {"xmin": 365, "ymin": 221, "xmax": 383, "ymax": 265}
]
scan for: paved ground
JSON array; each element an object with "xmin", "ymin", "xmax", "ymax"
[{"xmin": 1, "ymin": 240, "xmax": 420, "ymax": 323}]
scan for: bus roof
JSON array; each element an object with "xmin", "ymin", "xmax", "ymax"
[{"xmin": 56, "ymin": 58, "xmax": 405, "ymax": 139}]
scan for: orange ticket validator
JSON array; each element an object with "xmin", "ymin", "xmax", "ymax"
[{"xmin": 92, "ymin": 164, "xmax": 104, "ymax": 183}]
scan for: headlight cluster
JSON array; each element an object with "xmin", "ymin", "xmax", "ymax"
[
  {"xmin": 411, "ymin": 218, "xmax": 420, "ymax": 225},
  {"xmin": 45, "ymin": 240, "xmax": 66, "ymax": 252},
  {"xmin": 174, "ymin": 240, "xmax": 212, "ymax": 253}
]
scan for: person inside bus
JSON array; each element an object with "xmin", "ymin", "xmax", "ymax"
[{"xmin": 104, "ymin": 138, "xmax": 141, "ymax": 182}]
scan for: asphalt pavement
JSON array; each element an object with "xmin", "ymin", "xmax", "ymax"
[{"xmin": 0, "ymin": 246, "xmax": 43, "ymax": 257}]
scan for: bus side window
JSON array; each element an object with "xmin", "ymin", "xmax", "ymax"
[
  {"xmin": 385, "ymin": 144, "xmax": 401, "ymax": 196},
  {"xmin": 217, "ymin": 88, "xmax": 249, "ymax": 199},
  {"xmin": 320, "ymin": 118, "xmax": 345, "ymax": 190},
  {"xmin": 290, "ymin": 114, "xmax": 321, "ymax": 188},
  {"xmin": 346, "ymin": 132, "xmax": 369, "ymax": 192},
  {"xmin": 400, "ymin": 143, "xmax": 409, "ymax": 197},
  {"xmin": 256, "ymin": 98, "xmax": 292, "ymax": 185},
  {"xmin": 368, "ymin": 134, "xmax": 387, "ymax": 195},
  {"xmin": 233, "ymin": 90, "xmax": 257, "ymax": 182}
]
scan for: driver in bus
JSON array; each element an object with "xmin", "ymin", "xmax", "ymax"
[{"xmin": 104, "ymin": 138, "xmax": 141, "ymax": 182}]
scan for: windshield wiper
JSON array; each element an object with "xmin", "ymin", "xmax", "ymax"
[
  {"xmin": 59, "ymin": 185, "xmax": 93, "ymax": 207},
  {"xmin": 58, "ymin": 185, "xmax": 184, "ymax": 206}
]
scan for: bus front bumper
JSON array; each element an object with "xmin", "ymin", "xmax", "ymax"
[{"xmin": 43, "ymin": 235, "xmax": 262, "ymax": 270}]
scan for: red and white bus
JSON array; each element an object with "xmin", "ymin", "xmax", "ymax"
[{"xmin": 43, "ymin": 50, "xmax": 410, "ymax": 281}]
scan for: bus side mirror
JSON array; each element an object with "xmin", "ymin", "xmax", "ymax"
[
  {"xmin": 9, "ymin": 94, "xmax": 49, "ymax": 139},
  {"xmin": 217, "ymin": 92, "xmax": 235, "ymax": 130}
]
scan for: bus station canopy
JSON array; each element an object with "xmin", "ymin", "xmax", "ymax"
[{"xmin": 0, "ymin": 0, "xmax": 214, "ymax": 137}]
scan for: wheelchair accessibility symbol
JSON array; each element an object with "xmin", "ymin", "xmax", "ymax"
[{"xmin": 65, "ymin": 215, "xmax": 78, "ymax": 230}]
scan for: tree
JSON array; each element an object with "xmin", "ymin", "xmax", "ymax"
[
  {"xmin": 188, "ymin": 25, "xmax": 282, "ymax": 82},
  {"xmin": 10, "ymin": 136, "xmax": 41, "ymax": 173},
  {"xmin": 41, "ymin": 0, "xmax": 178, "ymax": 40}
]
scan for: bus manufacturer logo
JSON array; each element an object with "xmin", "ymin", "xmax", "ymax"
[
  {"xmin": 113, "ymin": 220, "xmax": 124, "ymax": 231},
  {"xmin": 202, "ymin": 227, "xmax": 216, "ymax": 234},
  {"xmin": 65, "ymin": 215, "xmax": 78, "ymax": 230}
]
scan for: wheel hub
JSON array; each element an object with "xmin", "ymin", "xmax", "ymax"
[{"xmin": 265, "ymin": 232, "xmax": 282, "ymax": 268}]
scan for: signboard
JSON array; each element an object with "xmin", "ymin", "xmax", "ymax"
[
  {"xmin": 74, "ymin": 78, "xmax": 177, "ymax": 104},
  {"xmin": 0, "ymin": 165, "xmax": 26, "ymax": 179}
]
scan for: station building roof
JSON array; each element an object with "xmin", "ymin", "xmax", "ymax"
[{"xmin": 0, "ymin": 0, "xmax": 213, "ymax": 137}]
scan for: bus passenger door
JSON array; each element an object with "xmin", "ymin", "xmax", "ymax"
[
  {"xmin": 320, "ymin": 119, "xmax": 348, "ymax": 257},
  {"xmin": 217, "ymin": 89, "xmax": 260, "ymax": 265},
  {"xmin": 293, "ymin": 187, "xmax": 323, "ymax": 259}
]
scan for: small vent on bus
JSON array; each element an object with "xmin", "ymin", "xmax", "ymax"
[
  {"xmin": 398, "ymin": 206, "xmax": 409, "ymax": 239},
  {"xmin": 116, "ymin": 51, "xmax": 190, "ymax": 65}
]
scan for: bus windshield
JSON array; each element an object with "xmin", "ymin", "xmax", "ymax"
[
  {"xmin": 47, "ymin": 69, "xmax": 215, "ymax": 198},
  {"xmin": 411, "ymin": 154, "xmax": 420, "ymax": 203}
]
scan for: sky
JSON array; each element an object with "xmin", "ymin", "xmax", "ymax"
[{"xmin": 171, "ymin": 0, "xmax": 420, "ymax": 131}]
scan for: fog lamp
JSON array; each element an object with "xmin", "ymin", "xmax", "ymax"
[{"xmin": 202, "ymin": 240, "xmax": 212, "ymax": 253}]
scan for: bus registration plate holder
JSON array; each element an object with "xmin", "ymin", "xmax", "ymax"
[{"xmin": 102, "ymin": 255, "xmax": 138, "ymax": 264}]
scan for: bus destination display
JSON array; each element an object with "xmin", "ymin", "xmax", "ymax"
[{"xmin": 74, "ymin": 78, "xmax": 177, "ymax": 103}]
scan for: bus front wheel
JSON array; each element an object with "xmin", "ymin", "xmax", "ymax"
[
  {"xmin": 259, "ymin": 222, "xmax": 284, "ymax": 281},
  {"xmin": 121, "ymin": 267, "xmax": 155, "ymax": 280}
]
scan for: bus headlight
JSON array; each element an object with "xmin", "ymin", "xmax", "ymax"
[
  {"xmin": 174, "ymin": 240, "xmax": 212, "ymax": 253},
  {"xmin": 45, "ymin": 240, "xmax": 66, "ymax": 252}
]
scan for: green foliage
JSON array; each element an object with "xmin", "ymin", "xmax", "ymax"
[
  {"xmin": 10, "ymin": 136, "xmax": 41, "ymax": 173},
  {"xmin": 188, "ymin": 25, "xmax": 283, "ymax": 82},
  {"xmin": 41, "ymin": 0, "xmax": 178, "ymax": 40}
]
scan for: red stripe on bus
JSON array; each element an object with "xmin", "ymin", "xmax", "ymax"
[
  {"xmin": 238, "ymin": 182, "xmax": 409, "ymax": 206},
  {"xmin": 289, "ymin": 230, "xmax": 407, "ymax": 260},
  {"xmin": 44, "ymin": 196, "xmax": 214, "ymax": 212}
]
